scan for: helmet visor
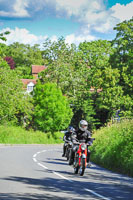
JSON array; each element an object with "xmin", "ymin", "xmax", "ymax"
[
  {"xmin": 81, "ymin": 125, "xmax": 87, "ymax": 128},
  {"xmin": 80, "ymin": 124, "xmax": 87, "ymax": 131}
]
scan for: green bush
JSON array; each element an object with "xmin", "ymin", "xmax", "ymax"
[
  {"xmin": 33, "ymin": 82, "xmax": 73, "ymax": 132},
  {"xmin": 0, "ymin": 125, "xmax": 64, "ymax": 144},
  {"xmin": 91, "ymin": 119, "xmax": 133, "ymax": 177}
]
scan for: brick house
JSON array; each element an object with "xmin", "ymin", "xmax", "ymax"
[
  {"xmin": 21, "ymin": 64, "xmax": 102, "ymax": 94},
  {"xmin": 21, "ymin": 65, "xmax": 46, "ymax": 93},
  {"xmin": 32, "ymin": 65, "xmax": 46, "ymax": 79}
]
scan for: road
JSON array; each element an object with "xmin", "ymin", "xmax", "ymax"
[{"xmin": 0, "ymin": 144, "xmax": 133, "ymax": 200}]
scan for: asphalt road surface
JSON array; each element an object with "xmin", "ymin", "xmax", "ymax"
[{"xmin": 0, "ymin": 144, "xmax": 133, "ymax": 200}]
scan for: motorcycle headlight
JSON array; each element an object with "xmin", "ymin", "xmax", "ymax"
[{"xmin": 81, "ymin": 144, "xmax": 86, "ymax": 150}]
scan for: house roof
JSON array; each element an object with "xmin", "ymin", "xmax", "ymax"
[
  {"xmin": 90, "ymin": 86, "xmax": 102, "ymax": 93},
  {"xmin": 32, "ymin": 65, "xmax": 46, "ymax": 74},
  {"xmin": 21, "ymin": 79, "xmax": 37, "ymax": 87}
]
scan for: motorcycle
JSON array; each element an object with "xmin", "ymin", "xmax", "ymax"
[
  {"xmin": 63, "ymin": 136, "xmax": 73, "ymax": 161},
  {"xmin": 73, "ymin": 138, "xmax": 95, "ymax": 176}
]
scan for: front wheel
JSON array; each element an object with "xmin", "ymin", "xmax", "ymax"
[{"xmin": 79, "ymin": 158, "xmax": 86, "ymax": 176}]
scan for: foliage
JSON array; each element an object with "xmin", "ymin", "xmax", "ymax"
[
  {"xmin": 40, "ymin": 38, "xmax": 98, "ymax": 128},
  {"xmin": 0, "ymin": 65, "xmax": 33, "ymax": 125},
  {"xmin": 0, "ymin": 124, "xmax": 64, "ymax": 144},
  {"xmin": 110, "ymin": 18, "xmax": 133, "ymax": 97},
  {"xmin": 0, "ymin": 31, "xmax": 10, "ymax": 41},
  {"xmin": 6, "ymin": 42, "xmax": 45, "ymax": 78},
  {"xmin": 0, "ymin": 43, "xmax": 8, "ymax": 58},
  {"xmin": 78, "ymin": 40, "xmax": 122, "ymax": 124},
  {"xmin": 33, "ymin": 82, "xmax": 73, "ymax": 132},
  {"xmin": 4, "ymin": 56, "xmax": 15, "ymax": 69},
  {"xmin": 0, "ymin": 19, "xmax": 132, "ymax": 129},
  {"xmin": 90, "ymin": 119, "xmax": 133, "ymax": 177}
]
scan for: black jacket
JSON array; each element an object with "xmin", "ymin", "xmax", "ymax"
[
  {"xmin": 63, "ymin": 131, "xmax": 72, "ymax": 141},
  {"xmin": 72, "ymin": 129, "xmax": 91, "ymax": 143}
]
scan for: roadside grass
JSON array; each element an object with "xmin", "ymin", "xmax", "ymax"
[
  {"xmin": 90, "ymin": 119, "xmax": 133, "ymax": 177},
  {"xmin": 0, "ymin": 125, "xmax": 64, "ymax": 144}
]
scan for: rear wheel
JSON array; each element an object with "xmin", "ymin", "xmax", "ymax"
[
  {"xmin": 73, "ymin": 155, "xmax": 79, "ymax": 174},
  {"xmin": 68, "ymin": 149, "xmax": 73, "ymax": 165},
  {"xmin": 66, "ymin": 149, "xmax": 69, "ymax": 160},
  {"xmin": 74, "ymin": 166, "xmax": 79, "ymax": 174},
  {"xmin": 79, "ymin": 158, "xmax": 86, "ymax": 176}
]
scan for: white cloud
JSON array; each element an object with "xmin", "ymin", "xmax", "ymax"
[
  {"xmin": 65, "ymin": 33, "xmax": 96, "ymax": 45},
  {"xmin": 13, "ymin": 0, "xmax": 30, "ymax": 17},
  {"xmin": 111, "ymin": 2, "xmax": 133, "ymax": 22},
  {"xmin": 0, "ymin": 0, "xmax": 30, "ymax": 17},
  {"xmin": 0, "ymin": 27, "xmax": 48, "ymax": 46},
  {"xmin": 50, "ymin": 35, "xmax": 58, "ymax": 42},
  {"xmin": 54, "ymin": 0, "xmax": 133, "ymax": 34},
  {"xmin": 0, "ymin": 0, "xmax": 132, "ymax": 42},
  {"xmin": 0, "ymin": 27, "xmax": 96, "ymax": 46},
  {"xmin": 55, "ymin": 0, "xmax": 89, "ymax": 17}
]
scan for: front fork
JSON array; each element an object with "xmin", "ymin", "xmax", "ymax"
[{"xmin": 79, "ymin": 150, "xmax": 87, "ymax": 167}]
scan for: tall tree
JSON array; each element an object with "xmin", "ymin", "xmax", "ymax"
[
  {"xmin": 110, "ymin": 18, "xmax": 133, "ymax": 117},
  {"xmin": 78, "ymin": 40, "xmax": 126, "ymax": 123},
  {"xmin": 111, "ymin": 18, "xmax": 133, "ymax": 96},
  {"xmin": 40, "ymin": 38, "xmax": 97, "ymax": 128},
  {"xmin": 0, "ymin": 63, "xmax": 33, "ymax": 125}
]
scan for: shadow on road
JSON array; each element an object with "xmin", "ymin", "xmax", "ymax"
[
  {"xmin": 44, "ymin": 158, "xmax": 68, "ymax": 166},
  {"xmin": 1, "ymin": 176, "xmax": 93, "ymax": 200},
  {"xmin": 1, "ymin": 171, "xmax": 133, "ymax": 200},
  {"xmin": 0, "ymin": 193, "xmax": 66, "ymax": 200}
]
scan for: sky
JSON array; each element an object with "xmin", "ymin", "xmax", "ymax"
[{"xmin": 0, "ymin": 0, "xmax": 132, "ymax": 46}]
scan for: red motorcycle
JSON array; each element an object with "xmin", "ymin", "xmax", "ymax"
[{"xmin": 73, "ymin": 138, "xmax": 95, "ymax": 176}]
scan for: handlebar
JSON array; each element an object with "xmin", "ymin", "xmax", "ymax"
[{"xmin": 73, "ymin": 138, "xmax": 95, "ymax": 145}]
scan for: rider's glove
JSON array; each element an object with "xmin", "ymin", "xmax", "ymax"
[{"xmin": 88, "ymin": 141, "xmax": 92, "ymax": 146}]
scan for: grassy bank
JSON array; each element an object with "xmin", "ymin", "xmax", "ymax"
[
  {"xmin": 0, "ymin": 125, "xmax": 64, "ymax": 144},
  {"xmin": 91, "ymin": 119, "xmax": 133, "ymax": 177}
]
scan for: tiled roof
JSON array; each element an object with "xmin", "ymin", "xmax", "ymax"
[
  {"xmin": 32, "ymin": 65, "xmax": 46, "ymax": 74},
  {"xmin": 21, "ymin": 79, "xmax": 37, "ymax": 86},
  {"xmin": 90, "ymin": 87, "xmax": 102, "ymax": 93}
]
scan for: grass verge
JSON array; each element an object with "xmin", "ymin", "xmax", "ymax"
[
  {"xmin": 0, "ymin": 125, "xmax": 64, "ymax": 144},
  {"xmin": 90, "ymin": 119, "xmax": 133, "ymax": 177}
]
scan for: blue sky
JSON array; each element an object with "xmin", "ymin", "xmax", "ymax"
[{"xmin": 0, "ymin": 0, "xmax": 132, "ymax": 46}]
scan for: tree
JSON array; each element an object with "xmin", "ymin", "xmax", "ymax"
[
  {"xmin": 4, "ymin": 56, "xmax": 15, "ymax": 69},
  {"xmin": 110, "ymin": 18, "xmax": 133, "ymax": 117},
  {"xmin": 111, "ymin": 18, "xmax": 133, "ymax": 96},
  {"xmin": 33, "ymin": 82, "xmax": 73, "ymax": 132},
  {"xmin": 0, "ymin": 31, "xmax": 10, "ymax": 41},
  {"xmin": 0, "ymin": 63, "xmax": 33, "ymax": 125},
  {"xmin": 40, "ymin": 38, "xmax": 98, "ymax": 128},
  {"xmin": 6, "ymin": 42, "xmax": 45, "ymax": 78},
  {"xmin": 78, "ymin": 40, "xmax": 121, "ymax": 124}
]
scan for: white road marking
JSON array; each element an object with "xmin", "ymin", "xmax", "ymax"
[
  {"xmin": 33, "ymin": 149, "xmax": 111, "ymax": 200},
  {"xmin": 33, "ymin": 157, "xmax": 37, "ymax": 162},
  {"xmin": 38, "ymin": 162, "xmax": 48, "ymax": 169},
  {"xmin": 84, "ymin": 188, "xmax": 111, "ymax": 200},
  {"xmin": 53, "ymin": 171, "xmax": 73, "ymax": 182}
]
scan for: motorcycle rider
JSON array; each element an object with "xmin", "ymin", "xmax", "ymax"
[
  {"xmin": 70, "ymin": 120, "xmax": 92, "ymax": 166},
  {"xmin": 62, "ymin": 126, "xmax": 75, "ymax": 157}
]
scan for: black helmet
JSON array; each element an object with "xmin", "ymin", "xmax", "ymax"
[
  {"xmin": 79, "ymin": 120, "xmax": 88, "ymax": 131},
  {"xmin": 67, "ymin": 126, "xmax": 75, "ymax": 133}
]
